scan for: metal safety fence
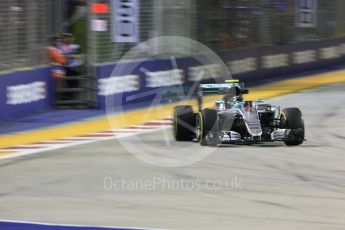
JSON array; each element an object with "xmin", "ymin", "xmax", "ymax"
[
  {"xmin": 0, "ymin": 0, "xmax": 345, "ymax": 72},
  {"xmin": 0, "ymin": 0, "xmax": 49, "ymax": 72},
  {"xmin": 89, "ymin": 0, "xmax": 345, "ymax": 64},
  {"xmin": 89, "ymin": 0, "xmax": 196, "ymax": 64}
]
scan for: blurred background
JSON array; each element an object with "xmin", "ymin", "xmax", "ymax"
[
  {"xmin": 1, "ymin": 0, "xmax": 345, "ymax": 71},
  {"xmin": 1, "ymin": 0, "xmax": 345, "ymax": 118}
]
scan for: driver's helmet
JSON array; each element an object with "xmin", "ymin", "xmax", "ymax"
[
  {"xmin": 215, "ymin": 100, "xmax": 226, "ymax": 110},
  {"xmin": 235, "ymin": 86, "xmax": 241, "ymax": 96}
]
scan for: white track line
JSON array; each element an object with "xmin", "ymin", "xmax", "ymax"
[{"xmin": 0, "ymin": 118, "xmax": 172, "ymax": 161}]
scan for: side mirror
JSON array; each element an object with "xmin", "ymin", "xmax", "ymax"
[{"xmin": 242, "ymin": 89, "xmax": 249, "ymax": 94}]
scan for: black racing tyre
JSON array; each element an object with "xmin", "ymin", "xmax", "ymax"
[
  {"xmin": 197, "ymin": 109, "xmax": 218, "ymax": 146},
  {"xmin": 173, "ymin": 105, "xmax": 195, "ymax": 141},
  {"xmin": 281, "ymin": 108, "xmax": 305, "ymax": 146}
]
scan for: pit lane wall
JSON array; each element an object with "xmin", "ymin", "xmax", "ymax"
[{"xmin": 1, "ymin": 38, "xmax": 345, "ymax": 119}]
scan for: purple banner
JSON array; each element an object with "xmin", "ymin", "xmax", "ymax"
[{"xmin": 0, "ymin": 67, "xmax": 53, "ymax": 120}]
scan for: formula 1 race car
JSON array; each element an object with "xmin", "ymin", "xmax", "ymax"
[{"xmin": 173, "ymin": 80, "xmax": 305, "ymax": 146}]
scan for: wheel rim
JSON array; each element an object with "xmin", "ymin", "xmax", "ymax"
[
  {"xmin": 196, "ymin": 117, "xmax": 200, "ymax": 141},
  {"xmin": 196, "ymin": 112, "xmax": 202, "ymax": 142}
]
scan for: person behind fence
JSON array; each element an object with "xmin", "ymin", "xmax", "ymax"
[
  {"xmin": 47, "ymin": 35, "xmax": 67, "ymax": 78},
  {"xmin": 47, "ymin": 35, "xmax": 67, "ymax": 97},
  {"xmin": 59, "ymin": 33, "xmax": 83, "ymax": 75}
]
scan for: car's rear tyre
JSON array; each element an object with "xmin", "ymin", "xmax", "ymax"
[
  {"xmin": 281, "ymin": 108, "xmax": 305, "ymax": 146},
  {"xmin": 173, "ymin": 105, "xmax": 195, "ymax": 141},
  {"xmin": 197, "ymin": 109, "xmax": 218, "ymax": 146}
]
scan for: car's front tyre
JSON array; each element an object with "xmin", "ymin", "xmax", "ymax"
[
  {"xmin": 281, "ymin": 108, "xmax": 305, "ymax": 146},
  {"xmin": 173, "ymin": 105, "xmax": 195, "ymax": 141}
]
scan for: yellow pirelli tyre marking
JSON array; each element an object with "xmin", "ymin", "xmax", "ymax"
[
  {"xmin": 280, "ymin": 112, "xmax": 287, "ymax": 128},
  {"xmin": 198, "ymin": 111, "xmax": 204, "ymax": 143},
  {"xmin": 173, "ymin": 111, "xmax": 178, "ymax": 138}
]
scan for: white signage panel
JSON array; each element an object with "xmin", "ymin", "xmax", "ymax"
[
  {"xmin": 296, "ymin": 0, "xmax": 317, "ymax": 28},
  {"xmin": 112, "ymin": 0, "xmax": 139, "ymax": 43}
]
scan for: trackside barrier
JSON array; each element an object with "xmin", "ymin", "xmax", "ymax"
[
  {"xmin": 96, "ymin": 37, "xmax": 345, "ymax": 109},
  {"xmin": 218, "ymin": 37, "xmax": 345, "ymax": 81},
  {"xmin": 0, "ymin": 67, "xmax": 53, "ymax": 120},
  {"xmin": 0, "ymin": 38, "xmax": 345, "ymax": 119}
]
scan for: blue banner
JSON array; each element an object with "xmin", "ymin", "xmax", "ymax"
[{"xmin": 0, "ymin": 67, "xmax": 53, "ymax": 120}]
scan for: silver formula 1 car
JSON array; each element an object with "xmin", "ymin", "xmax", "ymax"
[{"xmin": 173, "ymin": 80, "xmax": 305, "ymax": 146}]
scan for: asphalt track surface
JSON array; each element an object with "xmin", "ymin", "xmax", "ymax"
[{"xmin": 0, "ymin": 84, "xmax": 345, "ymax": 230}]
